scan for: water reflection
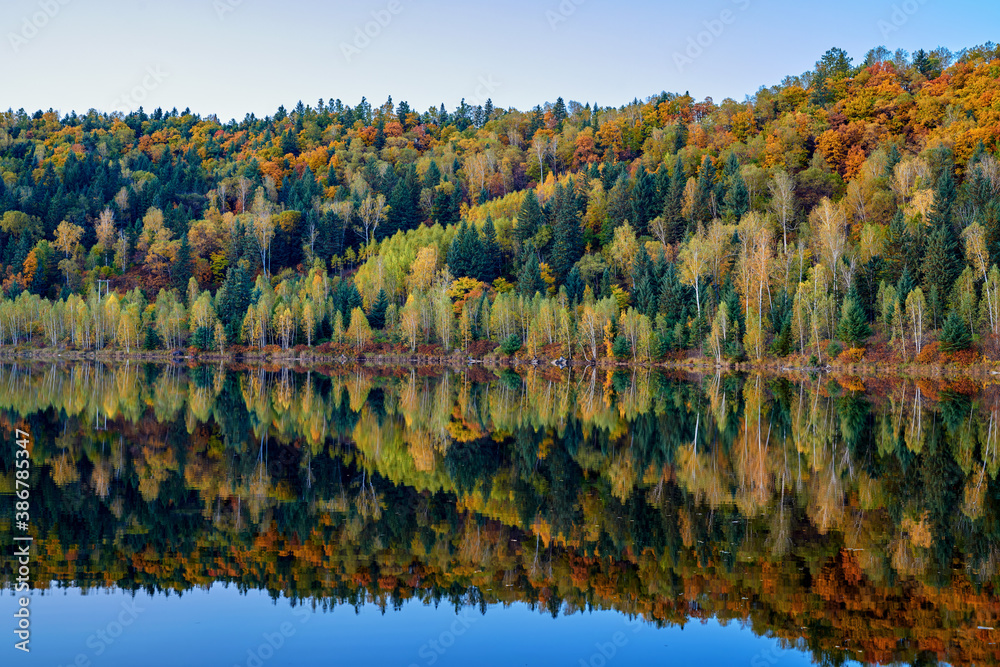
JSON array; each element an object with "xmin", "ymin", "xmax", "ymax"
[{"xmin": 2, "ymin": 363, "xmax": 1000, "ymax": 665}]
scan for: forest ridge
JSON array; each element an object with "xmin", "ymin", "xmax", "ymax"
[{"xmin": 0, "ymin": 44, "xmax": 998, "ymax": 363}]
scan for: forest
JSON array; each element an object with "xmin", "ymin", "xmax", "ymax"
[{"xmin": 0, "ymin": 44, "xmax": 999, "ymax": 365}]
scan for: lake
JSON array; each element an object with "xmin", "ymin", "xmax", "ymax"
[{"xmin": 2, "ymin": 363, "xmax": 999, "ymax": 665}]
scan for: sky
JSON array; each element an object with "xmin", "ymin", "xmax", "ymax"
[{"xmin": 1, "ymin": 0, "xmax": 998, "ymax": 121}]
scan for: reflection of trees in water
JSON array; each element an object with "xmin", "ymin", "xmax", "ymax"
[{"xmin": 9, "ymin": 364, "xmax": 1000, "ymax": 663}]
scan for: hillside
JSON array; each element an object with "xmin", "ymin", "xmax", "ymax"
[{"xmin": 0, "ymin": 44, "xmax": 999, "ymax": 364}]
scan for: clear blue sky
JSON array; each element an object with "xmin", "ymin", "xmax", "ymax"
[{"xmin": 2, "ymin": 0, "xmax": 998, "ymax": 121}]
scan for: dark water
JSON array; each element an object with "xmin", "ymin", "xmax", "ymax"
[{"xmin": 2, "ymin": 363, "xmax": 999, "ymax": 666}]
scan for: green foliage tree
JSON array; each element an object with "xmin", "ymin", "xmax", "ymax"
[
  {"xmin": 837, "ymin": 293, "xmax": 872, "ymax": 347},
  {"xmin": 368, "ymin": 288, "xmax": 389, "ymax": 330},
  {"xmin": 517, "ymin": 252, "xmax": 546, "ymax": 296},
  {"xmin": 476, "ymin": 215, "xmax": 501, "ymax": 283},
  {"xmin": 940, "ymin": 309, "xmax": 972, "ymax": 352},
  {"xmin": 499, "ymin": 333, "xmax": 521, "ymax": 355},
  {"xmin": 549, "ymin": 184, "xmax": 583, "ymax": 281},
  {"xmin": 515, "ymin": 189, "xmax": 543, "ymax": 250},
  {"xmin": 172, "ymin": 234, "xmax": 193, "ymax": 293}
]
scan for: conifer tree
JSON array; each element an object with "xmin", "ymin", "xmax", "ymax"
[
  {"xmin": 662, "ymin": 155, "xmax": 686, "ymax": 242},
  {"xmin": 518, "ymin": 252, "xmax": 545, "ymax": 296},
  {"xmin": 447, "ymin": 182, "xmax": 463, "ymax": 224},
  {"xmin": 921, "ymin": 167, "xmax": 960, "ymax": 302},
  {"xmin": 550, "ymin": 184, "xmax": 583, "ymax": 281},
  {"xmin": 723, "ymin": 154, "xmax": 749, "ymax": 220},
  {"xmin": 368, "ymin": 288, "xmax": 389, "ymax": 330},
  {"xmin": 693, "ymin": 155, "xmax": 715, "ymax": 222},
  {"xmin": 881, "ymin": 210, "xmax": 910, "ymax": 285},
  {"xmin": 564, "ymin": 265, "xmax": 584, "ymax": 303},
  {"xmin": 631, "ymin": 169, "xmax": 656, "ymax": 234},
  {"xmin": 424, "ymin": 161, "xmax": 441, "ymax": 188},
  {"xmin": 552, "ymin": 96, "xmax": 568, "ymax": 131},
  {"xmin": 387, "ymin": 166, "xmax": 420, "ymax": 233},
  {"xmin": 219, "ymin": 263, "xmax": 252, "ymax": 339},
  {"xmin": 921, "ymin": 224, "xmax": 959, "ymax": 304},
  {"xmin": 447, "ymin": 220, "xmax": 480, "ymax": 278},
  {"xmin": 837, "ymin": 288, "xmax": 872, "ymax": 347},
  {"xmin": 940, "ymin": 309, "xmax": 972, "ymax": 352},
  {"xmin": 477, "ymin": 215, "xmax": 501, "ymax": 283},
  {"xmin": 172, "ymin": 233, "xmax": 193, "ymax": 293},
  {"xmin": 515, "ymin": 189, "xmax": 543, "ymax": 248}
]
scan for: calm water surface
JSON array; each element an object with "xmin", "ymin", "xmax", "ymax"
[{"xmin": 2, "ymin": 363, "xmax": 995, "ymax": 665}]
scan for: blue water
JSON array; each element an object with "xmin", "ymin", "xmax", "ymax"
[{"xmin": 4, "ymin": 585, "xmax": 844, "ymax": 666}]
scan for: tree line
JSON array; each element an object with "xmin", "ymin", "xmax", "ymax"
[{"xmin": 0, "ymin": 44, "xmax": 999, "ymax": 361}]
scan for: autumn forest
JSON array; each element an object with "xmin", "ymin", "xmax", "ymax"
[{"xmin": 0, "ymin": 45, "xmax": 998, "ymax": 366}]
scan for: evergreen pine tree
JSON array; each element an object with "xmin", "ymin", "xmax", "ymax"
[
  {"xmin": 724, "ymin": 168, "xmax": 749, "ymax": 219},
  {"xmin": 550, "ymin": 184, "xmax": 583, "ymax": 281},
  {"xmin": 921, "ymin": 167, "xmax": 959, "ymax": 301},
  {"xmin": 280, "ymin": 130, "xmax": 299, "ymax": 155},
  {"xmin": 599, "ymin": 268, "xmax": 613, "ymax": 299},
  {"xmin": 884, "ymin": 143, "xmax": 902, "ymax": 180},
  {"xmin": 856, "ymin": 255, "xmax": 883, "ymax": 322},
  {"xmin": 921, "ymin": 224, "xmax": 960, "ymax": 303},
  {"xmin": 552, "ymin": 97, "xmax": 568, "ymax": 130},
  {"xmin": 631, "ymin": 244, "xmax": 657, "ymax": 316},
  {"xmin": 896, "ymin": 267, "xmax": 915, "ymax": 307},
  {"xmin": 927, "ymin": 166, "xmax": 956, "ymax": 229},
  {"xmin": 654, "ymin": 163, "xmax": 671, "ymax": 205},
  {"xmin": 424, "ymin": 161, "xmax": 441, "ymax": 188},
  {"xmin": 657, "ymin": 262, "xmax": 688, "ymax": 327},
  {"xmin": 515, "ymin": 189, "xmax": 543, "ymax": 248},
  {"xmin": 172, "ymin": 233, "xmax": 193, "ymax": 293},
  {"xmin": 940, "ymin": 309, "xmax": 972, "ymax": 352},
  {"xmin": 564, "ymin": 265, "xmax": 584, "ymax": 303},
  {"xmin": 606, "ymin": 173, "xmax": 631, "ymax": 229},
  {"xmin": 368, "ymin": 288, "xmax": 389, "ymax": 330},
  {"xmin": 662, "ymin": 155, "xmax": 686, "ymax": 242},
  {"xmin": 837, "ymin": 290, "xmax": 873, "ymax": 347},
  {"xmin": 387, "ymin": 166, "xmax": 420, "ymax": 233},
  {"xmin": 693, "ymin": 155, "xmax": 715, "ymax": 222},
  {"xmin": 672, "ymin": 120, "xmax": 687, "ymax": 153},
  {"xmin": 431, "ymin": 188, "xmax": 450, "ymax": 224},
  {"xmin": 881, "ymin": 210, "xmax": 910, "ymax": 285},
  {"xmin": 631, "ymin": 168, "xmax": 656, "ymax": 234},
  {"xmin": 477, "ymin": 215, "xmax": 501, "ymax": 282},
  {"xmin": 219, "ymin": 263, "xmax": 252, "ymax": 339},
  {"xmin": 719, "ymin": 276, "xmax": 745, "ymax": 358},
  {"xmin": 447, "ymin": 182, "xmax": 463, "ymax": 224},
  {"xmin": 517, "ymin": 252, "xmax": 545, "ymax": 296},
  {"xmin": 447, "ymin": 220, "xmax": 477, "ymax": 277},
  {"xmin": 12, "ymin": 234, "xmax": 30, "ymax": 273}
]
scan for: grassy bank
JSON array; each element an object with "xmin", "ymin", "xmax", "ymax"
[{"xmin": 0, "ymin": 338, "xmax": 996, "ymax": 381}]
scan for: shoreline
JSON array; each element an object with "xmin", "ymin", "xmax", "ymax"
[{"xmin": 0, "ymin": 344, "xmax": 996, "ymax": 380}]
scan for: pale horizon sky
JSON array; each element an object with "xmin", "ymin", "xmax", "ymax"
[{"xmin": 1, "ymin": 0, "xmax": 998, "ymax": 121}]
